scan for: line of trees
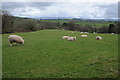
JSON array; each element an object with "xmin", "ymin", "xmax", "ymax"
[
  {"xmin": 62, "ymin": 21, "xmax": 119, "ymax": 34},
  {"xmin": 1, "ymin": 10, "xmax": 58, "ymax": 34},
  {"xmin": 1, "ymin": 10, "xmax": 119, "ymax": 34}
]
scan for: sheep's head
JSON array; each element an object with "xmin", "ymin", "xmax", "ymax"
[
  {"xmin": 96, "ymin": 36, "xmax": 102, "ymax": 40},
  {"xmin": 18, "ymin": 40, "xmax": 24, "ymax": 44},
  {"xmin": 73, "ymin": 37, "xmax": 76, "ymax": 41},
  {"xmin": 96, "ymin": 37, "xmax": 99, "ymax": 40}
]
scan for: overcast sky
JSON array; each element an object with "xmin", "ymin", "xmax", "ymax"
[{"xmin": 2, "ymin": 0, "xmax": 119, "ymax": 19}]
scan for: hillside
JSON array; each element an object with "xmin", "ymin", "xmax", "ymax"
[
  {"xmin": 2, "ymin": 12, "xmax": 118, "ymax": 34},
  {"xmin": 2, "ymin": 30, "xmax": 118, "ymax": 78}
]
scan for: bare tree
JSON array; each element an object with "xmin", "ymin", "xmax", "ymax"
[{"xmin": 2, "ymin": 10, "xmax": 14, "ymax": 33}]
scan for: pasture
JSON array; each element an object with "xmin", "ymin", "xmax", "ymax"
[
  {"xmin": 41, "ymin": 19, "xmax": 114, "ymax": 28},
  {"xmin": 2, "ymin": 30, "xmax": 118, "ymax": 78}
]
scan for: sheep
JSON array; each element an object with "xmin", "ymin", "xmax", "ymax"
[
  {"xmin": 8, "ymin": 35, "xmax": 24, "ymax": 46},
  {"xmin": 84, "ymin": 32, "xmax": 88, "ymax": 34},
  {"xmin": 62, "ymin": 36, "xmax": 69, "ymax": 39},
  {"xmin": 96, "ymin": 36, "xmax": 102, "ymax": 40},
  {"xmin": 80, "ymin": 32, "xmax": 84, "ymax": 33},
  {"xmin": 72, "ymin": 31, "xmax": 74, "ymax": 33},
  {"xmin": 93, "ymin": 32, "xmax": 97, "ymax": 34},
  {"xmin": 111, "ymin": 33, "xmax": 114, "ymax": 34},
  {"xmin": 68, "ymin": 37, "xmax": 76, "ymax": 41},
  {"xmin": 80, "ymin": 35, "xmax": 88, "ymax": 38}
]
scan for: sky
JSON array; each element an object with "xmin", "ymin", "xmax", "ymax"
[{"xmin": 1, "ymin": 0, "xmax": 119, "ymax": 19}]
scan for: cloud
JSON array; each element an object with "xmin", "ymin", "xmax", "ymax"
[
  {"xmin": 2, "ymin": 1, "xmax": 118, "ymax": 19},
  {"xmin": 12, "ymin": 7, "xmax": 41, "ymax": 18},
  {"xmin": 2, "ymin": 2, "xmax": 54, "ymax": 10},
  {"xmin": 2, "ymin": 0, "xmax": 68, "ymax": 2},
  {"xmin": 2, "ymin": 0, "xmax": 119, "ymax": 3},
  {"xmin": 98, "ymin": 4, "xmax": 118, "ymax": 19}
]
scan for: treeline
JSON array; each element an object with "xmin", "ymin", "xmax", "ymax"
[
  {"xmin": 62, "ymin": 21, "xmax": 119, "ymax": 34},
  {"xmin": 1, "ymin": 10, "xmax": 119, "ymax": 34},
  {"xmin": 1, "ymin": 10, "xmax": 58, "ymax": 34}
]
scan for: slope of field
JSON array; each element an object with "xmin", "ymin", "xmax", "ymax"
[
  {"xmin": 76, "ymin": 22, "xmax": 113, "ymax": 28},
  {"xmin": 2, "ymin": 30, "xmax": 118, "ymax": 78},
  {"xmin": 41, "ymin": 19, "xmax": 114, "ymax": 28}
]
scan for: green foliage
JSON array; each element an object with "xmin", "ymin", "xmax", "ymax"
[
  {"xmin": 98, "ymin": 26, "xmax": 108, "ymax": 33},
  {"xmin": 108, "ymin": 24, "xmax": 116, "ymax": 33},
  {"xmin": 2, "ymin": 30, "xmax": 118, "ymax": 78},
  {"xmin": 76, "ymin": 22, "xmax": 112, "ymax": 28}
]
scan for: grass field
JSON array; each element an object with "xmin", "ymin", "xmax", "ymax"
[
  {"xmin": 76, "ymin": 22, "xmax": 113, "ymax": 28},
  {"xmin": 2, "ymin": 30, "xmax": 118, "ymax": 78},
  {"xmin": 41, "ymin": 20, "xmax": 114, "ymax": 28}
]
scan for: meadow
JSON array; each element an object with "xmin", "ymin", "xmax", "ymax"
[
  {"xmin": 2, "ymin": 29, "xmax": 118, "ymax": 78},
  {"xmin": 41, "ymin": 19, "xmax": 114, "ymax": 28}
]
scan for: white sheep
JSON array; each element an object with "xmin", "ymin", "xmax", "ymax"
[
  {"xmin": 68, "ymin": 37, "xmax": 76, "ymax": 41},
  {"xmin": 8, "ymin": 35, "xmax": 24, "ymax": 46},
  {"xmin": 84, "ymin": 32, "xmax": 88, "ymax": 34},
  {"xmin": 80, "ymin": 35, "xmax": 88, "ymax": 38},
  {"xmin": 111, "ymin": 33, "xmax": 114, "ymax": 34},
  {"xmin": 80, "ymin": 32, "xmax": 84, "ymax": 33},
  {"xmin": 96, "ymin": 36, "xmax": 102, "ymax": 40},
  {"xmin": 93, "ymin": 32, "xmax": 97, "ymax": 34},
  {"xmin": 62, "ymin": 36, "xmax": 69, "ymax": 39},
  {"xmin": 72, "ymin": 31, "xmax": 74, "ymax": 33}
]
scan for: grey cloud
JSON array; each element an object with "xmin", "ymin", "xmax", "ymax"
[
  {"xmin": 1, "ymin": 2, "xmax": 118, "ymax": 19},
  {"xmin": 2, "ymin": 2, "xmax": 24, "ymax": 10},
  {"xmin": 105, "ymin": 4, "xmax": 118, "ymax": 19},
  {"xmin": 96, "ymin": 4, "xmax": 118, "ymax": 19},
  {"xmin": 2, "ymin": 2, "xmax": 54, "ymax": 10}
]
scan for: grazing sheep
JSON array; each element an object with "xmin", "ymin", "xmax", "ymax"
[
  {"xmin": 80, "ymin": 32, "xmax": 84, "ymax": 33},
  {"xmin": 84, "ymin": 32, "xmax": 88, "ymax": 34},
  {"xmin": 68, "ymin": 37, "xmax": 76, "ymax": 41},
  {"xmin": 111, "ymin": 33, "xmax": 114, "ymax": 34},
  {"xmin": 96, "ymin": 36, "xmax": 102, "ymax": 40},
  {"xmin": 80, "ymin": 35, "xmax": 88, "ymax": 38},
  {"xmin": 72, "ymin": 31, "xmax": 74, "ymax": 33},
  {"xmin": 62, "ymin": 36, "xmax": 69, "ymax": 39},
  {"xmin": 93, "ymin": 32, "xmax": 97, "ymax": 34},
  {"xmin": 8, "ymin": 35, "xmax": 24, "ymax": 46}
]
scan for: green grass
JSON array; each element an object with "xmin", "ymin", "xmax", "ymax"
[
  {"xmin": 2, "ymin": 30, "xmax": 118, "ymax": 78},
  {"xmin": 76, "ymin": 22, "xmax": 113, "ymax": 28}
]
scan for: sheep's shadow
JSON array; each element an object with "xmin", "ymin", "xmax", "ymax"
[{"xmin": 9, "ymin": 44, "xmax": 24, "ymax": 47}]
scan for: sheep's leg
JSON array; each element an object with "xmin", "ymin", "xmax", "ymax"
[
  {"xmin": 9, "ymin": 41, "xmax": 13, "ymax": 46},
  {"xmin": 10, "ymin": 44, "xmax": 12, "ymax": 46},
  {"xmin": 21, "ymin": 43, "xmax": 24, "ymax": 46},
  {"xmin": 15, "ymin": 42, "xmax": 19, "ymax": 46},
  {"xmin": 73, "ymin": 38, "xmax": 76, "ymax": 41}
]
